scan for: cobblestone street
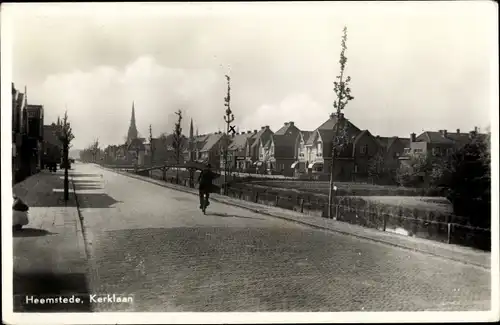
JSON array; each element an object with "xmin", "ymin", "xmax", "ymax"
[{"xmin": 70, "ymin": 163, "xmax": 491, "ymax": 312}]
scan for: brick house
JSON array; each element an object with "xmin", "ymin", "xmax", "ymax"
[
  {"xmin": 265, "ymin": 121, "xmax": 302, "ymax": 176},
  {"xmin": 293, "ymin": 130, "xmax": 313, "ymax": 177},
  {"xmin": 242, "ymin": 130, "xmax": 259, "ymax": 171},
  {"xmin": 350, "ymin": 129, "xmax": 383, "ymax": 181},
  {"xmin": 147, "ymin": 133, "xmax": 188, "ymax": 165},
  {"xmin": 375, "ymin": 136, "xmax": 411, "ymax": 179},
  {"xmin": 182, "ymin": 134, "xmax": 210, "ymax": 163},
  {"xmin": 199, "ymin": 132, "xmax": 228, "ymax": 170},
  {"xmin": 399, "ymin": 128, "xmax": 485, "ymax": 167},
  {"xmin": 245, "ymin": 126, "xmax": 273, "ymax": 173},
  {"xmin": 304, "ymin": 113, "xmax": 363, "ymax": 180},
  {"xmin": 226, "ymin": 132, "xmax": 254, "ymax": 171}
]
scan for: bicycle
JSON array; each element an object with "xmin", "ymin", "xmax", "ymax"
[{"xmin": 200, "ymin": 191, "xmax": 209, "ymax": 214}]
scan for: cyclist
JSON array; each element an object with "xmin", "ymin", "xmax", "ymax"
[{"xmin": 198, "ymin": 163, "xmax": 218, "ymax": 210}]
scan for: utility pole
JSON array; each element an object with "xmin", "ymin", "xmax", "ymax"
[
  {"xmin": 328, "ymin": 26, "xmax": 355, "ymax": 218},
  {"xmin": 223, "ymin": 74, "xmax": 234, "ymax": 195}
]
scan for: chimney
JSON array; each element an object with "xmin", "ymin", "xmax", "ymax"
[
  {"xmin": 284, "ymin": 122, "xmax": 289, "ymax": 126},
  {"xmin": 289, "ymin": 121, "xmax": 294, "ymax": 126},
  {"xmin": 329, "ymin": 113, "xmax": 335, "ymax": 119},
  {"xmin": 254, "ymin": 130, "xmax": 257, "ymax": 133},
  {"xmin": 265, "ymin": 125, "xmax": 270, "ymax": 129},
  {"xmin": 456, "ymin": 129, "xmax": 460, "ymax": 134},
  {"xmin": 410, "ymin": 133, "xmax": 416, "ymax": 142},
  {"xmin": 261, "ymin": 126, "xmax": 266, "ymax": 130},
  {"xmin": 440, "ymin": 129, "xmax": 447, "ymax": 137},
  {"xmin": 474, "ymin": 126, "xmax": 478, "ymax": 133}
]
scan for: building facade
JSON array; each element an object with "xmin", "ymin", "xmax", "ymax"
[{"xmin": 12, "ymin": 83, "xmax": 44, "ymax": 183}]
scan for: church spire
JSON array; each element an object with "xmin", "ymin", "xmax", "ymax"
[
  {"xmin": 127, "ymin": 101, "xmax": 138, "ymax": 144},
  {"xmin": 189, "ymin": 118, "xmax": 194, "ymax": 140}
]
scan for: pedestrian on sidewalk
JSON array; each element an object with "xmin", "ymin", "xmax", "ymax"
[{"xmin": 197, "ymin": 163, "xmax": 219, "ymax": 210}]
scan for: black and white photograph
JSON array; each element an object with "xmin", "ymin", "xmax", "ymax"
[{"xmin": 1, "ymin": 2, "xmax": 498, "ymax": 324}]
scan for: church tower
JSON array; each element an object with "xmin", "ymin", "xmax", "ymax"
[
  {"xmin": 189, "ymin": 118, "xmax": 194, "ymax": 162},
  {"xmin": 126, "ymin": 101, "xmax": 138, "ymax": 144}
]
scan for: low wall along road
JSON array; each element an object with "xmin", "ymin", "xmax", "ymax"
[{"xmin": 99, "ymin": 163, "xmax": 490, "ymax": 252}]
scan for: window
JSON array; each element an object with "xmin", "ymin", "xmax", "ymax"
[
  {"xmin": 432, "ymin": 147, "xmax": 440, "ymax": 156},
  {"xmin": 414, "ymin": 148, "xmax": 423, "ymax": 154},
  {"xmin": 361, "ymin": 145, "xmax": 368, "ymax": 155}
]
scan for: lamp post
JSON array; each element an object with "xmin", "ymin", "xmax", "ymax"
[{"xmin": 223, "ymin": 74, "xmax": 234, "ymax": 195}]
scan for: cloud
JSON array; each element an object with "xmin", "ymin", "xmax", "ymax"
[
  {"xmin": 10, "ymin": 2, "xmax": 495, "ymax": 149},
  {"xmin": 32, "ymin": 56, "xmax": 224, "ymax": 149},
  {"xmin": 241, "ymin": 94, "xmax": 330, "ymax": 132}
]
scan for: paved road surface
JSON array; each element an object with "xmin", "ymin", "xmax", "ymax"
[{"xmin": 73, "ymin": 163, "xmax": 490, "ymax": 312}]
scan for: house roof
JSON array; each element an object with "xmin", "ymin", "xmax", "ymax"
[
  {"xmin": 307, "ymin": 115, "xmax": 362, "ymax": 146},
  {"xmin": 251, "ymin": 127, "xmax": 274, "ymax": 149},
  {"xmin": 227, "ymin": 133, "xmax": 253, "ymax": 151},
  {"xmin": 300, "ymin": 131, "xmax": 313, "ymax": 143},
  {"xmin": 263, "ymin": 138, "xmax": 272, "ymax": 149},
  {"xmin": 274, "ymin": 122, "xmax": 300, "ymax": 136},
  {"xmin": 375, "ymin": 136, "xmax": 391, "ymax": 148},
  {"xmin": 306, "ymin": 130, "xmax": 319, "ymax": 146},
  {"xmin": 416, "ymin": 130, "xmax": 487, "ymax": 146},
  {"xmin": 200, "ymin": 133, "xmax": 224, "ymax": 152},
  {"xmin": 399, "ymin": 137, "xmax": 411, "ymax": 148},
  {"xmin": 317, "ymin": 114, "xmax": 361, "ymax": 132},
  {"xmin": 353, "ymin": 130, "xmax": 372, "ymax": 145}
]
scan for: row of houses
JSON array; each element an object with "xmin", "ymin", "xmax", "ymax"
[
  {"xmin": 12, "ymin": 83, "xmax": 44, "ymax": 183},
  {"xmin": 177, "ymin": 114, "xmax": 484, "ymax": 181},
  {"xmin": 12, "ymin": 83, "xmax": 66, "ymax": 184},
  {"xmin": 101, "ymin": 104, "xmax": 484, "ymax": 182}
]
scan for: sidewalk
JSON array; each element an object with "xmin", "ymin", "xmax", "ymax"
[
  {"xmin": 12, "ymin": 170, "xmax": 90, "ymax": 312},
  {"xmin": 102, "ymin": 165, "xmax": 491, "ymax": 270}
]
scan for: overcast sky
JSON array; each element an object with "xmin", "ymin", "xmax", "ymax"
[{"xmin": 6, "ymin": 2, "xmax": 496, "ymax": 149}]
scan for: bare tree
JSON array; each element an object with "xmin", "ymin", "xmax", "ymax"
[
  {"xmin": 172, "ymin": 110, "xmax": 184, "ymax": 184},
  {"xmin": 328, "ymin": 26, "xmax": 355, "ymax": 218},
  {"xmin": 149, "ymin": 124, "xmax": 155, "ymax": 166},
  {"xmin": 91, "ymin": 138, "xmax": 100, "ymax": 163},
  {"xmin": 222, "ymin": 74, "xmax": 235, "ymax": 195},
  {"xmin": 56, "ymin": 111, "xmax": 75, "ymax": 202}
]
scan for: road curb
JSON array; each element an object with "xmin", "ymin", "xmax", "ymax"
[
  {"xmin": 99, "ymin": 165, "xmax": 490, "ymax": 270},
  {"xmin": 70, "ymin": 176, "xmax": 91, "ymax": 261}
]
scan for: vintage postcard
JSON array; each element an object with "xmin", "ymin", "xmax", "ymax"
[{"xmin": 1, "ymin": 1, "xmax": 498, "ymax": 324}]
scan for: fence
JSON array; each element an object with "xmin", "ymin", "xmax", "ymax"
[
  {"xmin": 102, "ymin": 163, "xmax": 490, "ymax": 251},
  {"xmin": 224, "ymin": 185, "xmax": 491, "ymax": 251}
]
